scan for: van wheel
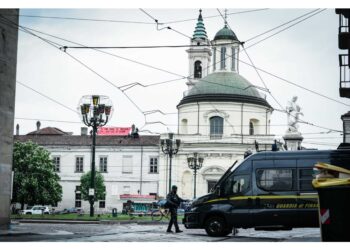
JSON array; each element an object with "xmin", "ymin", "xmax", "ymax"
[
  {"xmin": 205, "ymin": 216, "xmax": 231, "ymax": 237},
  {"xmin": 26, "ymin": 212, "xmax": 32, "ymax": 215}
]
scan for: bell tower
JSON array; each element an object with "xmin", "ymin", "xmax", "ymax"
[
  {"xmin": 186, "ymin": 9, "xmax": 212, "ymax": 89},
  {"xmin": 211, "ymin": 9, "xmax": 240, "ymax": 74}
]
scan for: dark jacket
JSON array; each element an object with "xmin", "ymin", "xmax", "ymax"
[{"xmin": 166, "ymin": 192, "xmax": 185, "ymax": 209}]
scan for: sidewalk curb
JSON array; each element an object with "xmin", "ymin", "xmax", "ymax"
[
  {"xmin": 12, "ymin": 219, "xmax": 168, "ymax": 225},
  {"xmin": 13, "ymin": 219, "xmax": 100, "ymax": 224}
]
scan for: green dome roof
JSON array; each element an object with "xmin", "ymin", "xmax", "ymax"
[
  {"xmin": 214, "ymin": 25, "xmax": 238, "ymax": 41},
  {"xmin": 178, "ymin": 72, "xmax": 271, "ymax": 108}
]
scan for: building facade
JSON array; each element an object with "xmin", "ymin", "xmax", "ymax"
[
  {"xmin": 15, "ymin": 126, "xmax": 160, "ymax": 212},
  {"xmin": 158, "ymin": 10, "xmax": 275, "ymax": 199}
]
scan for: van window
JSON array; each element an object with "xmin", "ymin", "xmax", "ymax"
[
  {"xmin": 298, "ymin": 168, "xmax": 314, "ymax": 191},
  {"xmin": 223, "ymin": 174, "xmax": 250, "ymax": 196},
  {"xmin": 256, "ymin": 169, "xmax": 295, "ymax": 191}
]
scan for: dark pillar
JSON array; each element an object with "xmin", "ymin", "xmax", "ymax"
[{"xmin": 0, "ymin": 9, "xmax": 19, "ymax": 229}]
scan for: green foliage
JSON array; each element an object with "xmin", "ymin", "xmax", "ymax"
[
  {"xmin": 12, "ymin": 141, "xmax": 62, "ymax": 207},
  {"xmin": 80, "ymin": 171, "xmax": 106, "ymax": 202}
]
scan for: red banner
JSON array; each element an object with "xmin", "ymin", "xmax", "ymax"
[
  {"xmin": 97, "ymin": 127, "xmax": 131, "ymax": 136},
  {"xmin": 120, "ymin": 194, "xmax": 156, "ymax": 200}
]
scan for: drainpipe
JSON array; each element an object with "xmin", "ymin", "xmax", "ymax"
[
  {"xmin": 265, "ymin": 109, "xmax": 268, "ymax": 135},
  {"xmin": 197, "ymin": 102, "xmax": 200, "ymax": 134},
  {"xmin": 139, "ymin": 145, "xmax": 143, "ymax": 195},
  {"xmin": 165, "ymin": 154, "xmax": 168, "ymax": 195}
]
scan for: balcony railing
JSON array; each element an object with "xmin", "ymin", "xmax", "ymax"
[
  {"xmin": 336, "ymin": 9, "xmax": 350, "ymax": 50},
  {"xmin": 339, "ymin": 54, "xmax": 350, "ymax": 98}
]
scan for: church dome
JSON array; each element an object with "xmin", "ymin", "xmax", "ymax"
[
  {"xmin": 178, "ymin": 72, "xmax": 271, "ymax": 108},
  {"xmin": 213, "ymin": 25, "xmax": 238, "ymax": 41}
]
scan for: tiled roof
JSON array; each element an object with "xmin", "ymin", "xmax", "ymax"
[
  {"xmin": 27, "ymin": 127, "xmax": 71, "ymax": 135},
  {"xmin": 14, "ymin": 135, "xmax": 160, "ymax": 147}
]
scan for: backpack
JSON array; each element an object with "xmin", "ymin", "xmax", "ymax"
[{"xmin": 157, "ymin": 199, "xmax": 169, "ymax": 208}]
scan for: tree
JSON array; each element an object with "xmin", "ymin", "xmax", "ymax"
[
  {"xmin": 12, "ymin": 141, "xmax": 62, "ymax": 209},
  {"xmin": 80, "ymin": 171, "xmax": 106, "ymax": 202}
]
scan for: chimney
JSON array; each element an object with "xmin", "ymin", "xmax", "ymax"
[
  {"xmin": 16, "ymin": 124, "xmax": 19, "ymax": 135},
  {"xmin": 81, "ymin": 127, "xmax": 88, "ymax": 136},
  {"xmin": 36, "ymin": 121, "xmax": 41, "ymax": 132}
]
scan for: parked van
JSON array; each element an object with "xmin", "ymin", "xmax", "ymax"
[{"xmin": 183, "ymin": 150, "xmax": 350, "ymax": 237}]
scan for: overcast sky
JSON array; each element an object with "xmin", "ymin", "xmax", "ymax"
[{"xmin": 12, "ymin": 8, "xmax": 349, "ymax": 149}]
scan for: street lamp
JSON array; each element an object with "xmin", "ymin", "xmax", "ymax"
[
  {"xmin": 161, "ymin": 133, "xmax": 181, "ymax": 193},
  {"xmin": 187, "ymin": 153, "xmax": 204, "ymax": 199},
  {"xmin": 78, "ymin": 95, "xmax": 113, "ymax": 217}
]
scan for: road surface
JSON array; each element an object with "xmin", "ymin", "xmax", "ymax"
[{"xmin": 0, "ymin": 222, "xmax": 321, "ymax": 242}]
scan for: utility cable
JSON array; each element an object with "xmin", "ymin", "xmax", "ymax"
[
  {"xmin": 2, "ymin": 13, "xmax": 342, "ymax": 135},
  {"xmin": 0, "ymin": 15, "xmax": 147, "ymax": 126},
  {"xmin": 16, "ymin": 81, "xmax": 79, "ymax": 115}
]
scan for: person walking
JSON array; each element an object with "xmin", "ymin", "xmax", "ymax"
[{"xmin": 166, "ymin": 185, "xmax": 187, "ymax": 233}]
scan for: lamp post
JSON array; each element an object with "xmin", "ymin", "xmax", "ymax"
[
  {"xmin": 187, "ymin": 153, "xmax": 204, "ymax": 199},
  {"xmin": 78, "ymin": 95, "xmax": 113, "ymax": 217},
  {"xmin": 161, "ymin": 133, "xmax": 181, "ymax": 193}
]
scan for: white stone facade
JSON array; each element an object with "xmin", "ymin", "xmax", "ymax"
[{"xmin": 15, "ymin": 134, "xmax": 160, "ymax": 213}]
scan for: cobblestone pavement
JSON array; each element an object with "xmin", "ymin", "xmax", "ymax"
[{"xmin": 0, "ymin": 222, "xmax": 321, "ymax": 242}]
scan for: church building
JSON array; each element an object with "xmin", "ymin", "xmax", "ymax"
[{"xmin": 159, "ymin": 10, "xmax": 275, "ymax": 199}]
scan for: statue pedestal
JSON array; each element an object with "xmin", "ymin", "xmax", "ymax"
[{"xmin": 283, "ymin": 131, "xmax": 303, "ymax": 151}]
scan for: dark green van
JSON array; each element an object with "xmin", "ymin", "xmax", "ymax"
[{"xmin": 183, "ymin": 150, "xmax": 350, "ymax": 237}]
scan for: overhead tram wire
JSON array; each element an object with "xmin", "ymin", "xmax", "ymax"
[
  {"xmin": 1, "ymin": 9, "xmax": 269, "ymax": 26},
  {"xmin": 3, "ymin": 14, "xmax": 342, "ymax": 134},
  {"xmin": 217, "ymin": 8, "xmax": 284, "ymax": 110},
  {"xmin": 61, "ymin": 9, "xmax": 323, "ymax": 51},
  {"xmin": 244, "ymin": 8, "xmax": 322, "ymax": 43},
  {"xmin": 46, "ymin": 10, "xmax": 342, "ymax": 132},
  {"xmin": 217, "ymin": 9, "xmax": 340, "ymax": 135},
  {"xmin": 1, "ymin": 13, "xmax": 156, "ymax": 24},
  {"xmin": 243, "ymin": 9, "xmax": 327, "ymax": 50},
  {"xmin": 139, "ymin": 8, "xmax": 192, "ymax": 40},
  {"xmin": 15, "ymin": 117, "xmax": 81, "ymax": 124},
  {"xmin": 0, "ymin": 15, "xmax": 149, "ymax": 126},
  {"xmin": 163, "ymin": 9, "xmax": 270, "ymax": 25},
  {"xmin": 177, "ymin": 9, "xmax": 342, "ymax": 134},
  {"xmin": 137, "ymin": 9, "xmax": 249, "ymax": 133},
  {"xmin": 16, "ymin": 81, "xmax": 79, "ymax": 115},
  {"xmin": 12, "ymin": 23, "xmax": 253, "ymax": 94},
  {"xmin": 28, "ymin": 9, "xmax": 331, "ymax": 104},
  {"xmin": 54, "ymin": 9, "xmax": 333, "ymax": 113},
  {"xmin": 13, "ymin": 117, "xmax": 343, "ymax": 138}
]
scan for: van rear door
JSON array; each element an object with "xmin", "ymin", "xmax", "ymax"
[
  {"xmin": 296, "ymin": 158, "xmax": 325, "ymax": 227},
  {"xmin": 252, "ymin": 159, "xmax": 299, "ymax": 228}
]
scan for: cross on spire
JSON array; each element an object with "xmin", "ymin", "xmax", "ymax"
[{"xmin": 224, "ymin": 8, "xmax": 228, "ymax": 27}]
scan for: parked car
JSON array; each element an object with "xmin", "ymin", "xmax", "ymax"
[
  {"xmin": 61, "ymin": 208, "xmax": 84, "ymax": 214},
  {"xmin": 20, "ymin": 205, "xmax": 50, "ymax": 215}
]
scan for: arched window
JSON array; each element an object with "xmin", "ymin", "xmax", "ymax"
[
  {"xmin": 213, "ymin": 49, "xmax": 216, "ymax": 71},
  {"xmin": 231, "ymin": 47, "xmax": 236, "ymax": 71},
  {"xmin": 220, "ymin": 47, "xmax": 226, "ymax": 70},
  {"xmin": 210, "ymin": 116, "xmax": 224, "ymax": 139},
  {"xmin": 194, "ymin": 60, "xmax": 202, "ymax": 78},
  {"xmin": 249, "ymin": 121, "xmax": 254, "ymax": 135},
  {"xmin": 181, "ymin": 119, "xmax": 188, "ymax": 134},
  {"xmin": 249, "ymin": 119, "xmax": 259, "ymax": 135}
]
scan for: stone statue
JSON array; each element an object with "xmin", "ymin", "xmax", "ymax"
[{"xmin": 286, "ymin": 96, "xmax": 303, "ymax": 133}]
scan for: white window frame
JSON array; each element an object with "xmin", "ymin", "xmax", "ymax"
[
  {"xmin": 149, "ymin": 157, "xmax": 159, "ymax": 174},
  {"xmin": 99, "ymin": 156, "xmax": 108, "ymax": 173},
  {"xmin": 52, "ymin": 156, "xmax": 60, "ymax": 172},
  {"xmin": 122, "ymin": 155, "xmax": 133, "ymax": 174},
  {"xmin": 75, "ymin": 156, "xmax": 84, "ymax": 173}
]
